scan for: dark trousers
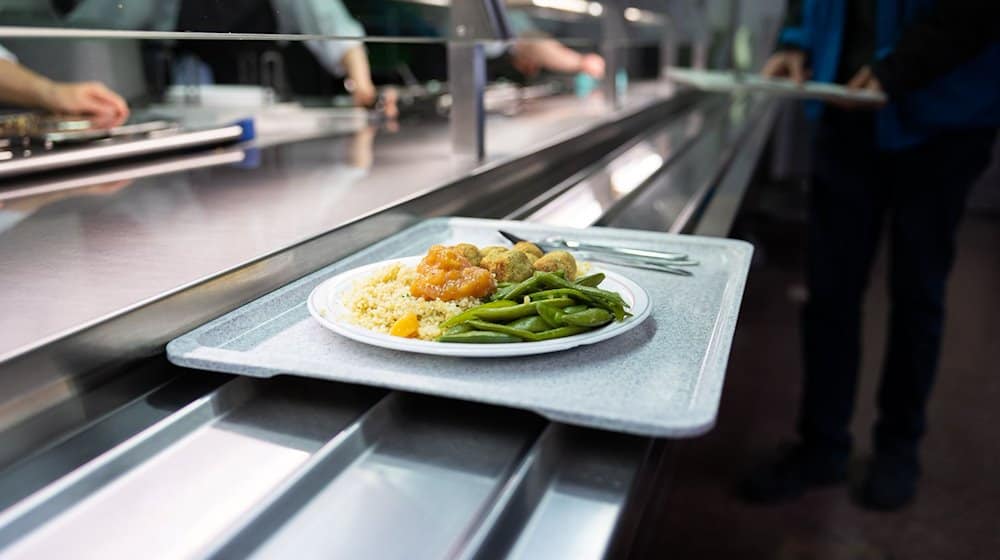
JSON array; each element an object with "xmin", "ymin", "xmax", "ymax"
[{"xmin": 798, "ymin": 111, "xmax": 997, "ymax": 470}]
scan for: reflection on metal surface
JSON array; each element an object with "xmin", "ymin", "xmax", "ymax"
[
  {"xmin": 600, "ymin": 95, "xmax": 765, "ymax": 234},
  {"xmin": 609, "ymin": 144, "xmax": 664, "ymax": 196},
  {"xmin": 0, "ymin": 377, "xmax": 75, "ymax": 436},
  {"xmin": 622, "ymin": 7, "xmax": 663, "ymax": 25},
  {"xmin": 530, "ymin": 188, "xmax": 604, "ymax": 227},
  {"xmin": 0, "ymin": 378, "xmax": 384, "ymax": 559},
  {"xmin": 455, "ymin": 424, "xmax": 643, "ymax": 560},
  {"xmin": 694, "ymin": 99, "xmax": 778, "ymax": 237},
  {"xmin": 211, "ymin": 394, "xmax": 543, "ymax": 559},
  {"xmin": 0, "ymin": 366, "xmax": 222, "ymax": 511},
  {"xmin": 506, "ymin": 0, "xmax": 604, "ymax": 17},
  {"xmin": 530, "ymin": 0, "xmax": 597, "ymax": 15},
  {"xmin": 527, "ymin": 96, "xmax": 723, "ymax": 227},
  {"xmin": 0, "ymin": 149, "xmax": 246, "ymax": 202},
  {"xmin": 0, "ymin": 125, "xmax": 244, "ymax": 179}
]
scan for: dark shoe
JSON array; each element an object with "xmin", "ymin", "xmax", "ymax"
[
  {"xmin": 856, "ymin": 455, "xmax": 919, "ymax": 511},
  {"xmin": 739, "ymin": 444, "xmax": 848, "ymax": 504}
]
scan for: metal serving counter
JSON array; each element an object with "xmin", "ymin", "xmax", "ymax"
[{"xmin": 0, "ymin": 85, "xmax": 776, "ymax": 559}]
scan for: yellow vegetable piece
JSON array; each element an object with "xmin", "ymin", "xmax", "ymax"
[{"xmin": 390, "ymin": 312, "xmax": 420, "ymax": 338}]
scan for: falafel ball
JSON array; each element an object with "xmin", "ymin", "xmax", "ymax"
[
  {"xmin": 481, "ymin": 249, "xmax": 535, "ymax": 283},
  {"xmin": 479, "ymin": 245, "xmax": 506, "ymax": 259},
  {"xmin": 452, "ymin": 243, "xmax": 481, "ymax": 266},
  {"xmin": 513, "ymin": 241, "xmax": 543, "ymax": 259},
  {"xmin": 532, "ymin": 250, "xmax": 577, "ymax": 281}
]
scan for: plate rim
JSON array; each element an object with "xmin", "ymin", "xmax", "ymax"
[{"xmin": 306, "ymin": 255, "xmax": 652, "ymax": 357}]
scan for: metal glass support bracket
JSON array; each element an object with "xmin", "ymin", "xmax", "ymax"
[
  {"xmin": 448, "ymin": 43, "xmax": 487, "ymax": 160},
  {"xmin": 601, "ymin": 0, "xmax": 627, "ymax": 109},
  {"xmin": 660, "ymin": 16, "xmax": 677, "ymax": 79},
  {"xmin": 449, "ymin": 0, "xmax": 512, "ymax": 161}
]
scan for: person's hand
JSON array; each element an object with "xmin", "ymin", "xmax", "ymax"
[
  {"xmin": 380, "ymin": 87, "xmax": 399, "ymax": 120},
  {"xmin": 41, "ymin": 81, "xmax": 129, "ymax": 127},
  {"xmin": 511, "ymin": 48, "xmax": 542, "ymax": 78},
  {"xmin": 761, "ymin": 50, "xmax": 810, "ymax": 84},
  {"xmin": 846, "ymin": 65, "xmax": 884, "ymax": 96},
  {"xmin": 579, "ymin": 53, "xmax": 605, "ymax": 79},
  {"xmin": 347, "ymin": 78, "xmax": 378, "ymax": 109},
  {"xmin": 348, "ymin": 79, "xmax": 398, "ymax": 119},
  {"xmin": 834, "ymin": 65, "xmax": 887, "ymax": 110}
]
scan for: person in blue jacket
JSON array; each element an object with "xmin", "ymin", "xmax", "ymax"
[{"xmin": 741, "ymin": 0, "xmax": 999, "ymax": 511}]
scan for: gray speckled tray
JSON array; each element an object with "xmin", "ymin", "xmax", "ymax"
[{"xmin": 167, "ymin": 218, "xmax": 752, "ymax": 438}]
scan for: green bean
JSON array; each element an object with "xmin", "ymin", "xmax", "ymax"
[
  {"xmin": 538, "ymin": 272, "xmax": 626, "ymax": 304},
  {"xmin": 574, "ymin": 273, "xmax": 605, "ymax": 287},
  {"xmin": 443, "ymin": 324, "xmax": 474, "ymax": 335},
  {"xmin": 576, "ymin": 286, "xmax": 627, "ymax": 307},
  {"xmin": 536, "ymin": 302, "xmax": 565, "ymax": 328},
  {"xmin": 562, "ymin": 308, "xmax": 613, "ymax": 327},
  {"xmin": 437, "ymin": 331, "xmax": 522, "ymax": 343},
  {"xmin": 506, "ymin": 316, "xmax": 551, "ymax": 333},
  {"xmin": 466, "ymin": 270, "xmax": 630, "ymax": 343},
  {"xmin": 535, "ymin": 273, "xmax": 631, "ymax": 320},
  {"xmin": 532, "ymin": 326, "xmax": 588, "ymax": 340},
  {"xmin": 526, "ymin": 288, "xmax": 595, "ymax": 303},
  {"xmin": 474, "ymin": 297, "xmax": 574, "ymax": 322},
  {"xmin": 440, "ymin": 300, "xmax": 517, "ymax": 329},
  {"xmin": 491, "ymin": 273, "xmax": 544, "ymax": 301},
  {"xmin": 465, "ymin": 320, "xmax": 536, "ymax": 340},
  {"xmin": 496, "ymin": 271, "xmax": 631, "ymax": 322},
  {"xmin": 466, "ymin": 320, "xmax": 586, "ymax": 341}
]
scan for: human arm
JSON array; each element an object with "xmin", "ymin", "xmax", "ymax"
[
  {"xmin": 340, "ymin": 45, "xmax": 377, "ymax": 107},
  {"xmin": 276, "ymin": 0, "xmax": 368, "ymax": 100},
  {"xmin": 761, "ymin": 0, "xmax": 809, "ymax": 83},
  {"xmin": 511, "ymin": 39, "xmax": 605, "ymax": 78},
  {"xmin": 0, "ymin": 58, "xmax": 129, "ymax": 126}
]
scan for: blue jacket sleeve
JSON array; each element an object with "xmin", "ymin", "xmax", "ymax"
[
  {"xmin": 777, "ymin": 0, "xmax": 811, "ymax": 51},
  {"xmin": 872, "ymin": 0, "xmax": 1000, "ymax": 97}
]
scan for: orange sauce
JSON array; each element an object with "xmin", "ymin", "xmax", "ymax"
[{"xmin": 410, "ymin": 245, "xmax": 495, "ymax": 301}]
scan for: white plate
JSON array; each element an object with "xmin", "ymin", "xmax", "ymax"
[{"xmin": 307, "ymin": 256, "xmax": 652, "ymax": 357}]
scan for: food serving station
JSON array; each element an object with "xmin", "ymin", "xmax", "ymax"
[{"xmin": 0, "ymin": 1, "xmax": 783, "ymax": 558}]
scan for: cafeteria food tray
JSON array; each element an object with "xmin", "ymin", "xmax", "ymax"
[
  {"xmin": 167, "ymin": 218, "xmax": 753, "ymax": 437},
  {"xmin": 667, "ymin": 67, "xmax": 887, "ymax": 104}
]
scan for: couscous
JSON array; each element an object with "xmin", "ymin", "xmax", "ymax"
[{"xmin": 341, "ymin": 262, "xmax": 481, "ymax": 340}]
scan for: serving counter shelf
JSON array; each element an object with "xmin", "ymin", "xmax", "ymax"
[{"xmin": 0, "ymin": 87, "xmax": 777, "ymax": 559}]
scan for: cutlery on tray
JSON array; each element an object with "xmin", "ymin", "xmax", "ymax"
[{"xmin": 498, "ymin": 230, "xmax": 698, "ymax": 276}]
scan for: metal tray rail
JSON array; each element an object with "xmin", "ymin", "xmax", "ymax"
[
  {"xmin": 0, "ymin": 377, "xmax": 384, "ymax": 559},
  {"xmin": 208, "ymin": 392, "xmax": 547, "ymax": 559},
  {"xmin": 457, "ymin": 424, "xmax": 645, "ymax": 560}
]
